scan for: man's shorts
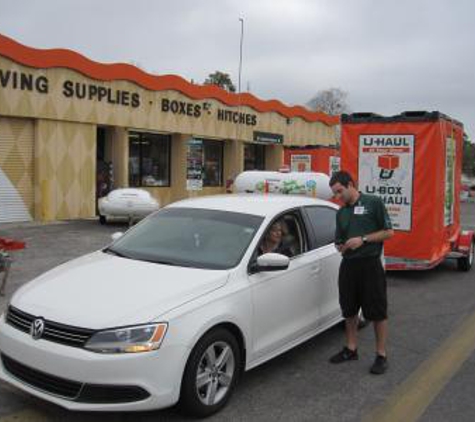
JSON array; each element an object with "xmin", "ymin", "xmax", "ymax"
[{"xmin": 338, "ymin": 256, "xmax": 387, "ymax": 321}]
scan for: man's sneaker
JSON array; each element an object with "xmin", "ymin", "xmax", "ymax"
[
  {"xmin": 329, "ymin": 347, "xmax": 358, "ymax": 364},
  {"xmin": 370, "ymin": 354, "xmax": 388, "ymax": 374}
]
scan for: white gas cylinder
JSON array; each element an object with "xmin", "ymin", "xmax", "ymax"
[{"xmin": 233, "ymin": 171, "xmax": 333, "ymax": 200}]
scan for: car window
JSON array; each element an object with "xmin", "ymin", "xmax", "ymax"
[
  {"xmin": 254, "ymin": 211, "xmax": 306, "ymax": 261},
  {"xmin": 280, "ymin": 213, "xmax": 306, "ymax": 256},
  {"xmin": 304, "ymin": 206, "xmax": 337, "ymax": 249},
  {"xmin": 107, "ymin": 208, "xmax": 264, "ymax": 270}
]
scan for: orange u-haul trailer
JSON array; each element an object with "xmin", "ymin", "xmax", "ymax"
[{"xmin": 341, "ymin": 111, "xmax": 474, "ymax": 271}]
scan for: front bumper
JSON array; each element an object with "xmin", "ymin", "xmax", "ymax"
[{"xmin": 0, "ymin": 317, "xmax": 189, "ymax": 411}]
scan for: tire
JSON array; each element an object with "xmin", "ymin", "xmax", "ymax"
[
  {"xmin": 179, "ymin": 328, "xmax": 241, "ymax": 418},
  {"xmin": 457, "ymin": 240, "xmax": 474, "ymax": 272},
  {"xmin": 99, "ymin": 214, "xmax": 107, "ymax": 225}
]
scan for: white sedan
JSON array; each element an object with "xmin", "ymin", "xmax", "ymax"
[
  {"xmin": 0, "ymin": 194, "xmax": 342, "ymax": 417},
  {"xmin": 98, "ymin": 188, "xmax": 159, "ymax": 224}
]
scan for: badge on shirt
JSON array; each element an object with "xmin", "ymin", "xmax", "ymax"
[{"xmin": 354, "ymin": 206, "xmax": 365, "ymax": 215}]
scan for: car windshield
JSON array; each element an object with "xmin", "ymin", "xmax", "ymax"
[{"xmin": 105, "ymin": 207, "xmax": 264, "ymax": 269}]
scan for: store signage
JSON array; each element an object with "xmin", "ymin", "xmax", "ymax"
[
  {"xmin": 329, "ymin": 156, "xmax": 340, "ymax": 175},
  {"xmin": 290, "ymin": 155, "xmax": 311, "ymax": 172},
  {"xmin": 161, "ymin": 98, "xmax": 258, "ymax": 126},
  {"xmin": 0, "ymin": 68, "xmax": 262, "ymax": 123},
  {"xmin": 62, "ymin": 80, "xmax": 140, "ymax": 107},
  {"xmin": 0, "ymin": 69, "xmax": 141, "ymax": 108},
  {"xmin": 358, "ymin": 134, "xmax": 415, "ymax": 231},
  {"xmin": 253, "ymin": 131, "xmax": 283, "ymax": 145},
  {"xmin": 161, "ymin": 98, "xmax": 203, "ymax": 117},
  {"xmin": 217, "ymin": 109, "xmax": 257, "ymax": 126},
  {"xmin": 186, "ymin": 139, "xmax": 203, "ymax": 191},
  {"xmin": 0, "ymin": 69, "xmax": 48, "ymax": 93}
]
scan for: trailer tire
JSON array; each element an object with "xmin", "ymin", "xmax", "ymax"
[{"xmin": 457, "ymin": 240, "xmax": 474, "ymax": 272}]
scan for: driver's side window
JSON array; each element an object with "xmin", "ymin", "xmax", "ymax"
[
  {"xmin": 280, "ymin": 213, "xmax": 305, "ymax": 257},
  {"xmin": 256, "ymin": 212, "xmax": 305, "ymax": 259}
]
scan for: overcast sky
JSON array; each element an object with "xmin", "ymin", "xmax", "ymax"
[{"xmin": 1, "ymin": 0, "xmax": 475, "ymax": 139}]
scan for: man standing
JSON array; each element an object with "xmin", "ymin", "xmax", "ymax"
[{"xmin": 329, "ymin": 171, "xmax": 394, "ymax": 374}]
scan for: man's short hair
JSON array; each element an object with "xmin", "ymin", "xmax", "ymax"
[{"xmin": 329, "ymin": 171, "xmax": 355, "ymax": 188}]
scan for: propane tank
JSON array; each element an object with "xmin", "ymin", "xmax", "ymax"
[{"xmin": 234, "ymin": 171, "xmax": 333, "ymax": 200}]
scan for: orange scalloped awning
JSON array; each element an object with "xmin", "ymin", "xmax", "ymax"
[{"xmin": 0, "ymin": 32, "xmax": 339, "ymax": 126}]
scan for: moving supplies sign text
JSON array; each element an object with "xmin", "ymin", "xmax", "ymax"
[{"xmin": 0, "ymin": 69, "xmax": 259, "ymax": 125}]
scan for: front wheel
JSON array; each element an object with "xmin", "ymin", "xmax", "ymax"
[
  {"xmin": 457, "ymin": 240, "xmax": 474, "ymax": 272},
  {"xmin": 179, "ymin": 328, "xmax": 241, "ymax": 418}
]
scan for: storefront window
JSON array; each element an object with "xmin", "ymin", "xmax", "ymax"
[
  {"xmin": 129, "ymin": 132, "xmax": 170, "ymax": 187},
  {"xmin": 244, "ymin": 143, "xmax": 266, "ymax": 170},
  {"xmin": 202, "ymin": 140, "xmax": 223, "ymax": 187}
]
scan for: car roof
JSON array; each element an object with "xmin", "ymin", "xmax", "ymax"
[{"xmin": 167, "ymin": 194, "xmax": 338, "ymax": 217}]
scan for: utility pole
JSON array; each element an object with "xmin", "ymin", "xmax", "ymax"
[
  {"xmin": 238, "ymin": 18, "xmax": 244, "ymax": 95},
  {"xmin": 234, "ymin": 17, "xmax": 245, "ymax": 175}
]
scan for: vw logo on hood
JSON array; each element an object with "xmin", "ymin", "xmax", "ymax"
[{"xmin": 30, "ymin": 318, "xmax": 45, "ymax": 340}]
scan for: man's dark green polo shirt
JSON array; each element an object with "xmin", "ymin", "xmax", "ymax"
[{"xmin": 335, "ymin": 192, "xmax": 392, "ymax": 259}]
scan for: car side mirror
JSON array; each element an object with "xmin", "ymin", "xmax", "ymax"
[
  {"xmin": 111, "ymin": 232, "xmax": 124, "ymax": 241},
  {"xmin": 255, "ymin": 253, "xmax": 290, "ymax": 272}
]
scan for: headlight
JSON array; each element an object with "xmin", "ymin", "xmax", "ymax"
[{"xmin": 84, "ymin": 323, "xmax": 168, "ymax": 354}]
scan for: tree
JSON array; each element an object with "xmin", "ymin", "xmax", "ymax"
[
  {"xmin": 204, "ymin": 71, "xmax": 236, "ymax": 93},
  {"xmin": 307, "ymin": 88, "xmax": 350, "ymax": 115}
]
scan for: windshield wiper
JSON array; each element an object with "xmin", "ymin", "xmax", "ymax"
[
  {"xmin": 103, "ymin": 247, "xmax": 130, "ymax": 259},
  {"xmin": 140, "ymin": 258, "xmax": 180, "ymax": 266}
]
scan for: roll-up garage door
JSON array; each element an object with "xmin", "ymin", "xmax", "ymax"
[{"xmin": 0, "ymin": 117, "xmax": 34, "ymax": 223}]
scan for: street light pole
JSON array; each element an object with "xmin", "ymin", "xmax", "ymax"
[
  {"xmin": 238, "ymin": 18, "xmax": 244, "ymax": 95},
  {"xmin": 234, "ymin": 17, "xmax": 245, "ymax": 178}
]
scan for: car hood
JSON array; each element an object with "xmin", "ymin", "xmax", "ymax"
[{"xmin": 10, "ymin": 251, "xmax": 229, "ymax": 329}]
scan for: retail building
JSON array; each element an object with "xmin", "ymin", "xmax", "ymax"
[{"xmin": 0, "ymin": 33, "xmax": 339, "ymax": 223}]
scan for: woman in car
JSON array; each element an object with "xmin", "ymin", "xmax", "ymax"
[{"xmin": 258, "ymin": 220, "xmax": 293, "ymax": 257}]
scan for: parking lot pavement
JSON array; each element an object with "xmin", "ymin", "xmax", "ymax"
[
  {"xmin": 461, "ymin": 201, "xmax": 475, "ymax": 230},
  {"xmin": 0, "ymin": 219, "xmax": 121, "ymax": 314},
  {"xmin": 0, "ymin": 203, "xmax": 474, "ymax": 421}
]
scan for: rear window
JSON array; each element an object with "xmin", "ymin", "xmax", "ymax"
[{"xmin": 304, "ymin": 206, "xmax": 337, "ymax": 249}]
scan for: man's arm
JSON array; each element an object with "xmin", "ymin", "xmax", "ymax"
[
  {"xmin": 341, "ymin": 229, "xmax": 394, "ymax": 252},
  {"xmin": 365, "ymin": 228, "xmax": 394, "ymax": 243},
  {"xmin": 334, "ymin": 211, "xmax": 345, "ymax": 252}
]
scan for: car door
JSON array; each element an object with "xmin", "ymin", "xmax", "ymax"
[
  {"xmin": 248, "ymin": 210, "xmax": 321, "ymax": 361},
  {"xmin": 302, "ymin": 205, "xmax": 341, "ymax": 327}
]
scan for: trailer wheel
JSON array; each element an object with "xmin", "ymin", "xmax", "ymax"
[
  {"xmin": 99, "ymin": 215, "xmax": 107, "ymax": 225},
  {"xmin": 457, "ymin": 240, "xmax": 474, "ymax": 272}
]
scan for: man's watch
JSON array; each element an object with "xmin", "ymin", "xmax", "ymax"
[{"xmin": 362, "ymin": 235, "xmax": 368, "ymax": 244}]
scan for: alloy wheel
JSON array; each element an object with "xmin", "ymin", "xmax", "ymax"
[{"xmin": 195, "ymin": 341, "xmax": 236, "ymax": 406}]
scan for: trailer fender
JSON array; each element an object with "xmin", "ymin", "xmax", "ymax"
[{"xmin": 456, "ymin": 230, "xmax": 474, "ymax": 255}]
